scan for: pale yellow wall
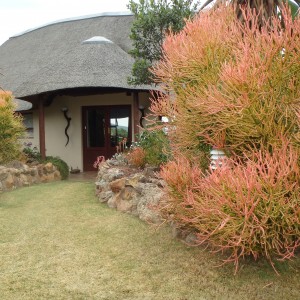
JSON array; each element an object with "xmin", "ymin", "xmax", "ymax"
[
  {"xmin": 25, "ymin": 92, "xmax": 151, "ymax": 171},
  {"xmin": 138, "ymin": 91, "xmax": 158, "ymax": 129},
  {"xmin": 136, "ymin": 91, "xmax": 153, "ymax": 129}
]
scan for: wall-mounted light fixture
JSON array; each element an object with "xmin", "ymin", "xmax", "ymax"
[
  {"xmin": 139, "ymin": 105, "xmax": 145, "ymax": 128},
  {"xmin": 210, "ymin": 148, "xmax": 226, "ymax": 170},
  {"xmin": 61, "ymin": 107, "xmax": 71, "ymax": 146}
]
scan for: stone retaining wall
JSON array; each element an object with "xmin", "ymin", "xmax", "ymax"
[
  {"xmin": 0, "ymin": 161, "xmax": 61, "ymax": 192},
  {"xmin": 95, "ymin": 157, "xmax": 198, "ymax": 245},
  {"xmin": 95, "ymin": 161, "xmax": 164, "ymax": 224}
]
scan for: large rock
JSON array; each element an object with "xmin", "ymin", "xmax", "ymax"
[
  {"xmin": 125, "ymin": 174, "xmax": 142, "ymax": 189},
  {"xmin": 110, "ymin": 178, "xmax": 126, "ymax": 193},
  {"xmin": 54, "ymin": 171, "xmax": 61, "ymax": 180},
  {"xmin": 4, "ymin": 173, "xmax": 15, "ymax": 190},
  {"xmin": 107, "ymin": 195, "xmax": 118, "ymax": 209},
  {"xmin": 137, "ymin": 183, "xmax": 163, "ymax": 224},
  {"xmin": 115, "ymin": 186, "xmax": 140, "ymax": 215},
  {"xmin": 44, "ymin": 162, "xmax": 54, "ymax": 173},
  {"xmin": 98, "ymin": 191, "xmax": 113, "ymax": 203},
  {"xmin": 103, "ymin": 169, "xmax": 124, "ymax": 182},
  {"xmin": 5, "ymin": 160, "xmax": 25, "ymax": 169},
  {"xmin": 96, "ymin": 162, "xmax": 164, "ymax": 224},
  {"xmin": 97, "ymin": 162, "xmax": 124, "ymax": 182},
  {"xmin": 30, "ymin": 168, "xmax": 38, "ymax": 177},
  {"xmin": 20, "ymin": 174, "xmax": 30, "ymax": 187},
  {"xmin": 0, "ymin": 169, "xmax": 8, "ymax": 181}
]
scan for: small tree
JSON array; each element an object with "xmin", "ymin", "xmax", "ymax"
[
  {"xmin": 0, "ymin": 91, "xmax": 25, "ymax": 164},
  {"xmin": 127, "ymin": 0, "xmax": 199, "ymax": 85}
]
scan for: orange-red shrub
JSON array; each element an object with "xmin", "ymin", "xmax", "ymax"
[
  {"xmin": 150, "ymin": 5, "xmax": 300, "ymax": 272},
  {"xmin": 126, "ymin": 147, "xmax": 146, "ymax": 168},
  {"xmin": 151, "ymin": 6, "xmax": 300, "ymax": 161},
  {"xmin": 160, "ymin": 141, "xmax": 300, "ymax": 273}
]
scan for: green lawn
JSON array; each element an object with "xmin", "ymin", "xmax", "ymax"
[{"xmin": 0, "ymin": 181, "xmax": 299, "ymax": 299}]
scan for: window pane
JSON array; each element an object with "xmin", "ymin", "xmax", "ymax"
[
  {"xmin": 23, "ymin": 113, "xmax": 34, "ymax": 138},
  {"xmin": 87, "ymin": 109, "xmax": 105, "ymax": 147},
  {"xmin": 110, "ymin": 107, "xmax": 130, "ymax": 147}
]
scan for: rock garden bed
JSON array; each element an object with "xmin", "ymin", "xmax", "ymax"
[{"xmin": 95, "ymin": 158, "xmax": 164, "ymax": 224}]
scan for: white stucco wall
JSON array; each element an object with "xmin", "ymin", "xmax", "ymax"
[{"xmin": 22, "ymin": 91, "xmax": 151, "ymax": 171}]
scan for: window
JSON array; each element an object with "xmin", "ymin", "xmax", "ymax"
[{"xmin": 22, "ymin": 112, "xmax": 34, "ymax": 138}]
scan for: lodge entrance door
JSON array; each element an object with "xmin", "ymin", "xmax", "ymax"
[{"xmin": 82, "ymin": 106, "xmax": 131, "ymax": 171}]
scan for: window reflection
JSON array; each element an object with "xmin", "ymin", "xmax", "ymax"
[{"xmin": 110, "ymin": 107, "xmax": 130, "ymax": 147}]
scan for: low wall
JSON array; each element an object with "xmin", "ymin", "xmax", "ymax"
[
  {"xmin": 95, "ymin": 160, "xmax": 164, "ymax": 224},
  {"xmin": 0, "ymin": 161, "xmax": 61, "ymax": 192},
  {"xmin": 95, "ymin": 157, "xmax": 198, "ymax": 245}
]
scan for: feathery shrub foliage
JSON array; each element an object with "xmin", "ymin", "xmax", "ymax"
[
  {"xmin": 151, "ymin": 6, "xmax": 300, "ymax": 159},
  {"xmin": 0, "ymin": 91, "xmax": 25, "ymax": 164},
  {"xmin": 151, "ymin": 5, "xmax": 300, "ymax": 272},
  {"xmin": 161, "ymin": 141, "xmax": 300, "ymax": 273},
  {"xmin": 126, "ymin": 146, "xmax": 147, "ymax": 168}
]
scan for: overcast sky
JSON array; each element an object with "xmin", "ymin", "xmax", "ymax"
[{"xmin": 0, "ymin": 0, "xmax": 130, "ymax": 45}]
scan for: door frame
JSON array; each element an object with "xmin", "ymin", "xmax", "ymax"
[{"xmin": 82, "ymin": 105, "xmax": 132, "ymax": 171}]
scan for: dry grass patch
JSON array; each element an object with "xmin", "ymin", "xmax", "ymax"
[{"xmin": 0, "ymin": 181, "xmax": 299, "ymax": 299}]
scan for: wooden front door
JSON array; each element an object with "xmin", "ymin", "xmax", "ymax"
[{"xmin": 82, "ymin": 106, "xmax": 131, "ymax": 171}]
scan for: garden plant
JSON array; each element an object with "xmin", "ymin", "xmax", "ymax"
[
  {"xmin": 127, "ymin": 0, "xmax": 200, "ymax": 85},
  {"xmin": 0, "ymin": 91, "xmax": 25, "ymax": 164},
  {"xmin": 150, "ymin": 5, "xmax": 300, "ymax": 273},
  {"xmin": 126, "ymin": 128, "xmax": 170, "ymax": 168},
  {"xmin": 23, "ymin": 144, "xmax": 69, "ymax": 180}
]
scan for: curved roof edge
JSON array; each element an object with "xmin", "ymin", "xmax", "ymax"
[{"xmin": 10, "ymin": 11, "xmax": 133, "ymax": 39}]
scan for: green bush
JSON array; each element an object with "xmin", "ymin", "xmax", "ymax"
[
  {"xmin": 44, "ymin": 156, "xmax": 69, "ymax": 180},
  {"xmin": 23, "ymin": 145, "xmax": 41, "ymax": 162},
  {"xmin": 138, "ymin": 129, "xmax": 170, "ymax": 167},
  {"xmin": 0, "ymin": 91, "xmax": 25, "ymax": 164},
  {"xmin": 22, "ymin": 146, "xmax": 69, "ymax": 180}
]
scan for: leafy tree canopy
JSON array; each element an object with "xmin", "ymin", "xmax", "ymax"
[{"xmin": 127, "ymin": 0, "xmax": 200, "ymax": 85}]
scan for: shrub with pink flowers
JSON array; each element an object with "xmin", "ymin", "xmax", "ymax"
[{"xmin": 151, "ymin": 5, "xmax": 300, "ymax": 272}]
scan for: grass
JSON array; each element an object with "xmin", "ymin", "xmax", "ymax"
[{"xmin": 0, "ymin": 181, "xmax": 299, "ymax": 299}]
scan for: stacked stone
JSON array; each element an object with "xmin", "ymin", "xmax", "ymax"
[
  {"xmin": 0, "ymin": 162, "xmax": 61, "ymax": 192},
  {"xmin": 95, "ymin": 158, "xmax": 199, "ymax": 245},
  {"xmin": 95, "ymin": 160, "xmax": 164, "ymax": 224}
]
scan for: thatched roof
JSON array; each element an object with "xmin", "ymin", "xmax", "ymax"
[{"xmin": 0, "ymin": 12, "xmax": 150, "ymax": 99}]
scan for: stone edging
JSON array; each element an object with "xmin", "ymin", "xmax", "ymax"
[
  {"xmin": 0, "ymin": 161, "xmax": 61, "ymax": 192},
  {"xmin": 95, "ymin": 161, "xmax": 164, "ymax": 224},
  {"xmin": 95, "ymin": 159, "xmax": 199, "ymax": 245}
]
